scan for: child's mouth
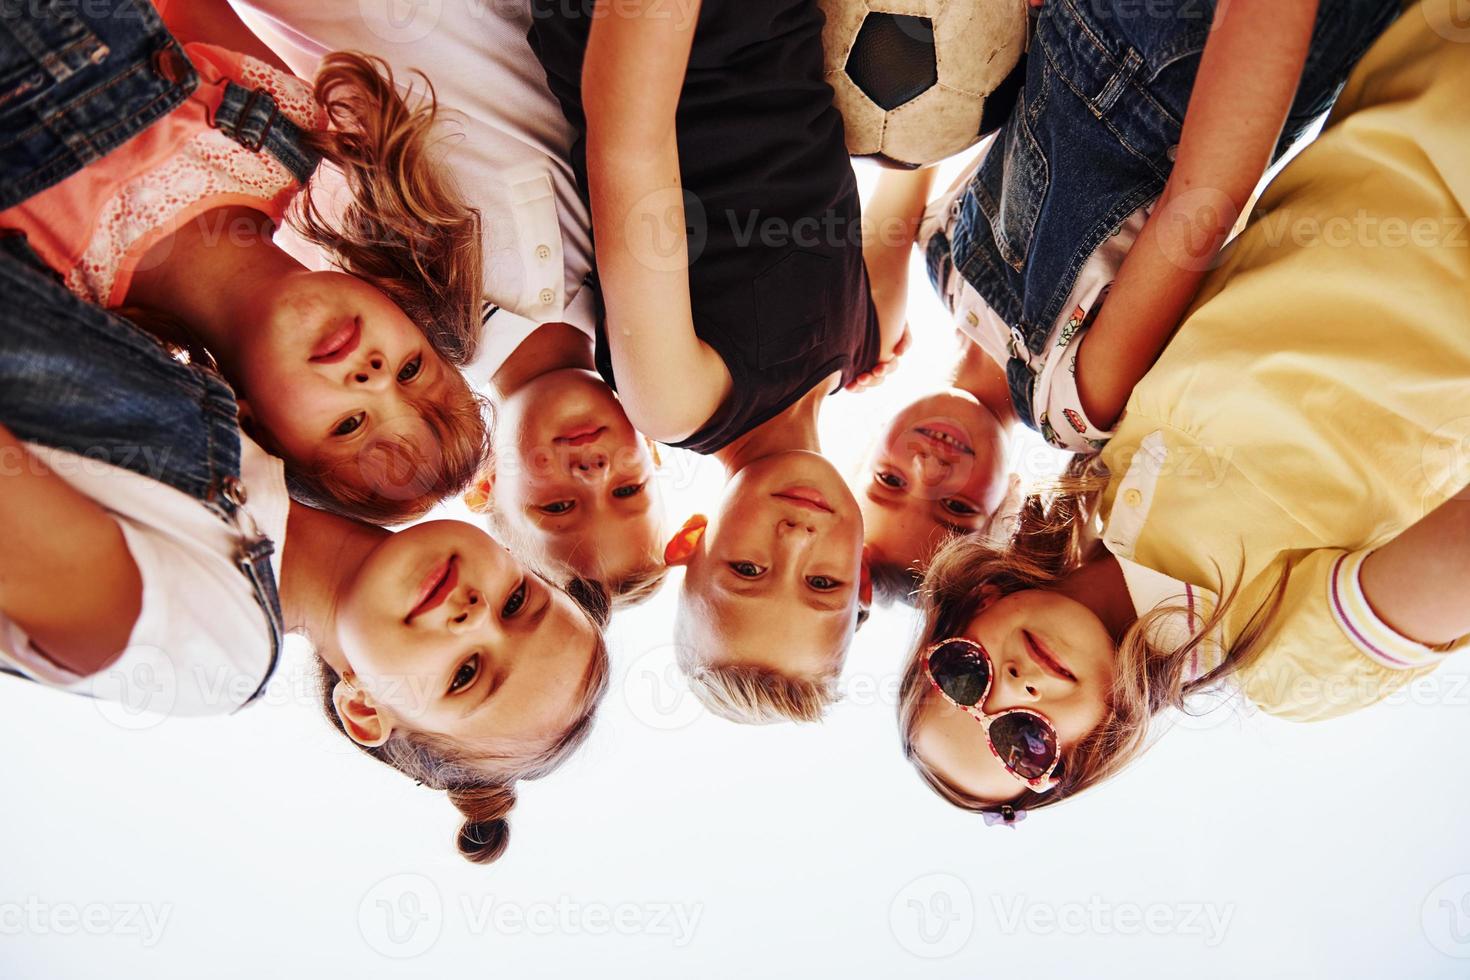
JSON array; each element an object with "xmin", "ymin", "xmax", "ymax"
[
  {"xmin": 1023, "ymin": 630, "xmax": 1077, "ymax": 682},
  {"xmin": 406, "ymin": 555, "xmax": 458, "ymax": 622},
  {"xmin": 554, "ymin": 425, "xmax": 607, "ymax": 447},
  {"xmin": 310, "ymin": 317, "xmax": 361, "ymax": 364},
  {"xmin": 772, "ymin": 486, "xmax": 835, "ymax": 514},
  {"xmin": 912, "ymin": 425, "xmax": 975, "ymax": 456}
]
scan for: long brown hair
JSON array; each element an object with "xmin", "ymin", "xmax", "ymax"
[
  {"xmin": 898, "ymin": 457, "xmax": 1289, "ymax": 817},
  {"xmin": 315, "ymin": 578, "xmax": 612, "ymax": 864},
  {"xmin": 294, "ymin": 52, "xmax": 483, "ymax": 366}
]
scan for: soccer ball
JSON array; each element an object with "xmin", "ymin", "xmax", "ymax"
[{"xmin": 819, "ymin": 0, "xmax": 1029, "ymax": 168}]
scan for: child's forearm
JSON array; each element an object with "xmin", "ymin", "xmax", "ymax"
[
  {"xmin": 1074, "ymin": 0, "xmax": 1321, "ymax": 430},
  {"xmin": 583, "ymin": 0, "xmax": 727, "ymax": 442},
  {"xmin": 1360, "ymin": 486, "xmax": 1470, "ymax": 647},
  {"xmin": 0, "ymin": 423, "xmax": 140, "ymax": 675},
  {"xmin": 863, "ymin": 168, "xmax": 937, "ymax": 356}
]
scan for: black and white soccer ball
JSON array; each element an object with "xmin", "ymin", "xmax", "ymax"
[{"xmin": 819, "ymin": 0, "xmax": 1029, "ymax": 168}]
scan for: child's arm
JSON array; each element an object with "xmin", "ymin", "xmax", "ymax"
[
  {"xmin": 583, "ymin": 0, "xmax": 731, "ymax": 444},
  {"xmin": 1360, "ymin": 486, "xmax": 1470, "ymax": 646},
  {"xmin": 155, "ymin": 0, "xmax": 293, "ymax": 74},
  {"xmin": 852, "ymin": 167, "xmax": 938, "ymax": 389},
  {"xmin": 0, "ymin": 423, "xmax": 140, "ymax": 676},
  {"xmin": 1074, "ymin": 0, "xmax": 1321, "ymax": 430}
]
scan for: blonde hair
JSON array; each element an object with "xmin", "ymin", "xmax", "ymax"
[
  {"xmin": 898, "ymin": 457, "xmax": 1288, "ymax": 817},
  {"xmin": 315, "ymin": 578, "xmax": 612, "ymax": 864},
  {"xmin": 672, "ymin": 608, "xmax": 840, "ymax": 725},
  {"xmin": 481, "ymin": 506, "xmax": 671, "ymax": 610}
]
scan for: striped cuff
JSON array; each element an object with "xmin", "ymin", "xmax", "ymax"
[{"xmin": 1329, "ymin": 550, "xmax": 1467, "ymax": 670}]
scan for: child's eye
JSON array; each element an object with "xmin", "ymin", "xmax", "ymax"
[
  {"xmin": 729, "ymin": 561, "xmax": 765, "ymax": 578},
  {"xmin": 331, "ymin": 413, "xmax": 365, "ymax": 437},
  {"xmin": 448, "ymin": 653, "xmax": 479, "ymax": 694},
  {"xmin": 943, "ymin": 499, "xmax": 981, "ymax": 517},
  {"xmin": 501, "ymin": 578, "xmax": 528, "ymax": 617},
  {"xmin": 806, "ymin": 575, "xmax": 841, "ymax": 592},
  {"xmin": 611, "ymin": 482, "xmax": 647, "ymax": 499},
  {"xmin": 396, "ymin": 355, "xmax": 424, "ymax": 383},
  {"xmin": 875, "ymin": 471, "xmax": 906, "ymax": 490},
  {"xmin": 538, "ymin": 500, "xmax": 576, "ymax": 515}
]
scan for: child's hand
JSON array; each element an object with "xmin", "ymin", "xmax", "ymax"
[{"xmin": 846, "ymin": 325, "xmax": 911, "ymax": 391}]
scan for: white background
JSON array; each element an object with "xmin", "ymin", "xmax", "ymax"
[{"xmin": 4, "ymin": 152, "xmax": 1470, "ymax": 980}]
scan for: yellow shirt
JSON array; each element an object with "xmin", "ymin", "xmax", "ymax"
[{"xmin": 1099, "ymin": 0, "xmax": 1470, "ymax": 722}]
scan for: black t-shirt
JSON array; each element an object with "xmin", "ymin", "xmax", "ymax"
[{"xmin": 528, "ymin": 0, "xmax": 880, "ymax": 454}]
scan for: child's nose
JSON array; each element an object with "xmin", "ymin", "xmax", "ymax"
[
  {"xmin": 911, "ymin": 451, "xmax": 950, "ymax": 488},
  {"xmin": 568, "ymin": 451, "xmax": 609, "ymax": 482},
  {"xmin": 447, "ymin": 588, "xmax": 488, "ymax": 634},
  {"xmin": 350, "ymin": 353, "xmax": 390, "ymax": 390},
  {"xmin": 989, "ymin": 658, "xmax": 1041, "ymax": 708}
]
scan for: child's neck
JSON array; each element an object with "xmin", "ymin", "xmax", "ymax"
[
  {"xmin": 123, "ymin": 205, "xmax": 304, "ymax": 372},
  {"xmin": 279, "ymin": 502, "xmax": 390, "ymax": 672},
  {"xmin": 491, "ymin": 322, "xmax": 596, "ymax": 398},
  {"xmin": 1058, "ymin": 552, "xmax": 1138, "ymax": 643},
  {"xmin": 951, "ymin": 336, "xmax": 1019, "ymax": 429},
  {"xmin": 713, "ymin": 371, "xmax": 836, "ymax": 477}
]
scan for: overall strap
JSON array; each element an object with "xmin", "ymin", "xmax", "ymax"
[
  {"xmin": 0, "ymin": 237, "xmax": 284, "ymax": 706},
  {"xmin": 212, "ymin": 80, "xmax": 321, "ymax": 185}
]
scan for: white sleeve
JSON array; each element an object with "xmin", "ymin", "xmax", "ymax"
[{"xmin": 0, "ymin": 520, "xmax": 275, "ymax": 718}]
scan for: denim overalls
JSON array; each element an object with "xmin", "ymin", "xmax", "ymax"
[
  {"xmin": 0, "ymin": 0, "xmax": 320, "ymax": 704},
  {"xmin": 931, "ymin": 0, "xmax": 1402, "ymax": 432}
]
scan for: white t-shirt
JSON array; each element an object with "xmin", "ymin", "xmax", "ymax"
[
  {"xmin": 0, "ymin": 436, "xmax": 290, "ymax": 717},
  {"xmin": 235, "ymin": 0, "xmax": 598, "ymax": 383}
]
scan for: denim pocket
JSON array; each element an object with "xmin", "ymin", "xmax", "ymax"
[
  {"xmin": 0, "ymin": 0, "xmax": 109, "ymax": 123},
  {"xmin": 975, "ymin": 69, "xmax": 1050, "ymax": 272}
]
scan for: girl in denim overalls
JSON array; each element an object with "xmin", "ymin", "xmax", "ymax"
[
  {"xmin": 0, "ymin": 0, "xmax": 489, "ymax": 526},
  {"xmin": 855, "ymin": 0, "xmax": 1401, "ymax": 597},
  {"xmin": 0, "ymin": 1, "xmax": 611, "ymax": 865}
]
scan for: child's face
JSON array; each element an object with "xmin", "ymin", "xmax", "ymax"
[
  {"xmin": 236, "ymin": 269, "xmax": 465, "ymax": 494},
  {"xmin": 335, "ymin": 520, "xmax": 601, "ymax": 745},
  {"xmin": 859, "ymin": 390, "xmax": 1008, "ymax": 577},
  {"xmin": 491, "ymin": 369, "xmax": 662, "ymax": 583},
  {"xmin": 679, "ymin": 452, "xmax": 864, "ymax": 676},
  {"xmin": 912, "ymin": 590, "xmax": 1116, "ymax": 803}
]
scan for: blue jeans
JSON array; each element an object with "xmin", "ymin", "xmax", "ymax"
[
  {"xmin": 0, "ymin": 0, "xmax": 284, "ymax": 703},
  {"xmin": 0, "ymin": 236, "xmax": 283, "ymax": 704},
  {"xmin": 937, "ymin": 0, "xmax": 1402, "ymax": 431}
]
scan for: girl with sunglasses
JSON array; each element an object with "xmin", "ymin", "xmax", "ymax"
[{"xmin": 896, "ymin": 1, "xmax": 1470, "ymax": 821}]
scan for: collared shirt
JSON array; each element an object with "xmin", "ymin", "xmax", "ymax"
[
  {"xmin": 919, "ymin": 145, "xmax": 1149, "ymax": 453},
  {"xmin": 1096, "ymin": 4, "xmax": 1470, "ymax": 722},
  {"xmin": 235, "ymin": 0, "xmax": 597, "ymax": 381}
]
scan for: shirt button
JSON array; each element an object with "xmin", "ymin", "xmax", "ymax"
[
  {"xmin": 535, "ymin": 244, "xmax": 551, "ymax": 260},
  {"xmin": 221, "ymin": 476, "xmax": 249, "ymax": 507},
  {"xmin": 1167, "ymin": 144, "xmax": 1179, "ymax": 162},
  {"xmin": 538, "ymin": 288, "xmax": 555, "ymax": 305},
  {"xmin": 965, "ymin": 311, "xmax": 979, "ymax": 327},
  {"xmin": 1123, "ymin": 488, "xmax": 1144, "ymax": 508}
]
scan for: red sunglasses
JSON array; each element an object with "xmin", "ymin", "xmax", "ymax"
[{"xmin": 921, "ymin": 637, "xmax": 1062, "ymax": 792}]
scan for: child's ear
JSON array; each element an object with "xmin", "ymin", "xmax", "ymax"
[
  {"xmin": 463, "ymin": 466, "xmax": 495, "ymax": 514},
  {"xmin": 332, "ymin": 674, "xmax": 394, "ymax": 748},
  {"xmin": 859, "ymin": 545, "xmax": 874, "ymax": 610},
  {"xmin": 663, "ymin": 514, "xmax": 707, "ymax": 567}
]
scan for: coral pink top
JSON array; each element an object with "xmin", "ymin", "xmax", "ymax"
[{"xmin": 0, "ymin": 43, "xmax": 325, "ymax": 308}]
